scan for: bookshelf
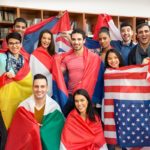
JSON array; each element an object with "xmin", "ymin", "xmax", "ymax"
[{"xmin": 0, "ymin": 5, "xmax": 149, "ymax": 48}]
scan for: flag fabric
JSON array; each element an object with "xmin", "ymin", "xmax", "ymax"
[
  {"xmin": 55, "ymin": 34, "xmax": 100, "ymax": 54},
  {"xmin": 30, "ymin": 46, "xmax": 69, "ymax": 110},
  {"xmin": 93, "ymin": 14, "xmax": 122, "ymax": 41},
  {"xmin": 54, "ymin": 34, "xmax": 72, "ymax": 53},
  {"xmin": 0, "ymin": 54, "xmax": 32, "ymax": 129},
  {"xmin": 5, "ymin": 95, "xmax": 65, "ymax": 150},
  {"xmin": 60, "ymin": 109, "xmax": 108, "ymax": 150},
  {"xmin": 30, "ymin": 46, "xmax": 53, "ymax": 96},
  {"xmin": 71, "ymin": 47, "xmax": 104, "ymax": 104},
  {"xmin": 23, "ymin": 10, "xmax": 71, "ymax": 54},
  {"xmin": 85, "ymin": 37, "xmax": 100, "ymax": 55},
  {"xmin": 104, "ymin": 64, "xmax": 150, "ymax": 148},
  {"xmin": 55, "ymin": 47, "xmax": 104, "ymax": 104},
  {"xmin": 52, "ymin": 54, "xmax": 69, "ymax": 109}
]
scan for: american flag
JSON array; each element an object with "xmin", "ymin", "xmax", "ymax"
[{"xmin": 104, "ymin": 64, "xmax": 150, "ymax": 148}]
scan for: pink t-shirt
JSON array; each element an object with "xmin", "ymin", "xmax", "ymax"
[{"xmin": 61, "ymin": 53, "xmax": 84, "ymax": 94}]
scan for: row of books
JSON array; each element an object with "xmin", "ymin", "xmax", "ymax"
[
  {"xmin": 0, "ymin": 10, "xmax": 15, "ymax": 22},
  {"xmin": 26, "ymin": 18, "xmax": 42, "ymax": 27},
  {"xmin": 0, "ymin": 27, "xmax": 11, "ymax": 39},
  {"xmin": 71, "ymin": 20, "xmax": 94, "ymax": 37}
]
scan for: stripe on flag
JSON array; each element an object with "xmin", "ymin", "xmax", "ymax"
[
  {"xmin": 104, "ymin": 64, "xmax": 150, "ymax": 148},
  {"xmin": 23, "ymin": 11, "xmax": 71, "ymax": 54}
]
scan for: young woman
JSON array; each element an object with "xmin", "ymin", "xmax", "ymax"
[
  {"xmin": 98, "ymin": 27, "xmax": 112, "ymax": 61},
  {"xmin": 105, "ymin": 48, "xmax": 124, "ymax": 69},
  {"xmin": 30, "ymin": 29, "xmax": 55, "ymax": 96},
  {"xmin": 60, "ymin": 89, "xmax": 108, "ymax": 150},
  {"xmin": 104, "ymin": 49, "xmax": 125, "ymax": 150}
]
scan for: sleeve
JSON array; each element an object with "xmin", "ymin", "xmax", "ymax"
[
  {"xmin": 128, "ymin": 47, "xmax": 136, "ymax": 65},
  {"xmin": 0, "ymin": 54, "xmax": 7, "ymax": 76},
  {"xmin": 61, "ymin": 58, "xmax": 67, "ymax": 73}
]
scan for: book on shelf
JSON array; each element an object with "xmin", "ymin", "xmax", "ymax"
[
  {"xmin": 33, "ymin": 18, "xmax": 41, "ymax": 24},
  {"xmin": 0, "ymin": 27, "xmax": 11, "ymax": 39},
  {"xmin": 71, "ymin": 21, "xmax": 77, "ymax": 30},
  {"xmin": 0, "ymin": 10, "xmax": 15, "ymax": 22},
  {"xmin": 26, "ymin": 18, "xmax": 41, "ymax": 27}
]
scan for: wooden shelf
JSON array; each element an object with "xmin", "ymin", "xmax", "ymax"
[
  {"xmin": 0, "ymin": 5, "xmax": 149, "ymax": 43},
  {"xmin": 43, "ymin": 10, "xmax": 58, "ymax": 19},
  {"xmin": 0, "ymin": 21, "xmax": 13, "ymax": 26}
]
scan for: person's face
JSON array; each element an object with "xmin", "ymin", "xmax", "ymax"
[
  {"xmin": 137, "ymin": 25, "xmax": 150, "ymax": 46},
  {"xmin": 107, "ymin": 52, "xmax": 120, "ymax": 68},
  {"xmin": 14, "ymin": 22, "xmax": 27, "ymax": 37},
  {"xmin": 74, "ymin": 94, "xmax": 88, "ymax": 115},
  {"xmin": 98, "ymin": 32, "xmax": 111, "ymax": 49},
  {"xmin": 8, "ymin": 38, "xmax": 22, "ymax": 56},
  {"xmin": 33, "ymin": 79, "xmax": 48, "ymax": 100},
  {"xmin": 120, "ymin": 26, "xmax": 133, "ymax": 43},
  {"xmin": 71, "ymin": 33, "xmax": 85, "ymax": 51},
  {"xmin": 41, "ymin": 33, "xmax": 51, "ymax": 49}
]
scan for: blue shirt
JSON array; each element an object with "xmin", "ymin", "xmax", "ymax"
[{"xmin": 111, "ymin": 40, "xmax": 136, "ymax": 65}]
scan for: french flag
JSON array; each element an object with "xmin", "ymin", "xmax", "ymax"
[{"xmin": 23, "ymin": 11, "xmax": 71, "ymax": 54}]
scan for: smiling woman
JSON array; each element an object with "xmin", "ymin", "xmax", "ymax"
[
  {"xmin": 60, "ymin": 89, "xmax": 108, "ymax": 150},
  {"xmin": 30, "ymin": 29, "xmax": 56, "ymax": 96}
]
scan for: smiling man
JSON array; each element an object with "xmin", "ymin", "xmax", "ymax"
[
  {"xmin": 0, "ymin": 32, "xmax": 32, "ymax": 149},
  {"xmin": 128, "ymin": 22, "xmax": 150, "ymax": 65},
  {"xmin": 111, "ymin": 22, "xmax": 136, "ymax": 65},
  {"xmin": 5, "ymin": 74, "xmax": 64, "ymax": 150},
  {"xmin": 2, "ymin": 18, "xmax": 27, "ymax": 51},
  {"xmin": 60, "ymin": 28, "xmax": 104, "ymax": 117}
]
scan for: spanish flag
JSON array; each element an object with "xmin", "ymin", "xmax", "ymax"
[{"xmin": 0, "ymin": 59, "xmax": 32, "ymax": 129}]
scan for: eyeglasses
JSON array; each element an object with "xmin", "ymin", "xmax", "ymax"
[{"xmin": 8, "ymin": 42, "xmax": 21, "ymax": 46}]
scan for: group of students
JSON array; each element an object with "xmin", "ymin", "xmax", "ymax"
[
  {"xmin": 98, "ymin": 21, "xmax": 150, "ymax": 66},
  {"xmin": 0, "ymin": 14, "xmax": 150, "ymax": 150}
]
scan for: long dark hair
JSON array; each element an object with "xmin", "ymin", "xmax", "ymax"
[
  {"xmin": 105, "ymin": 48, "xmax": 125, "ymax": 68},
  {"xmin": 73, "ymin": 89, "xmax": 97, "ymax": 122},
  {"xmin": 37, "ymin": 29, "xmax": 55, "ymax": 56}
]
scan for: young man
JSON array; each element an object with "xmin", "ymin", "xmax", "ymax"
[
  {"xmin": 2, "ymin": 17, "xmax": 27, "ymax": 51},
  {"xmin": 0, "ymin": 32, "xmax": 24, "ymax": 78},
  {"xmin": 1, "ymin": 17, "xmax": 30, "ymax": 60},
  {"xmin": 111, "ymin": 22, "xmax": 136, "ymax": 65},
  {"xmin": 0, "ymin": 32, "xmax": 32, "ymax": 128},
  {"xmin": 61, "ymin": 28, "xmax": 104, "ymax": 116},
  {"xmin": 5, "ymin": 74, "xmax": 64, "ymax": 150},
  {"xmin": 0, "ymin": 32, "xmax": 32, "ymax": 149},
  {"xmin": 128, "ymin": 22, "xmax": 150, "ymax": 65}
]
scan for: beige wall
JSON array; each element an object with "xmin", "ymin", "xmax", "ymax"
[{"xmin": 0, "ymin": 0, "xmax": 150, "ymax": 17}]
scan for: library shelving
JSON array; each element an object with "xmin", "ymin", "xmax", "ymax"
[{"xmin": 0, "ymin": 5, "xmax": 149, "ymax": 47}]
